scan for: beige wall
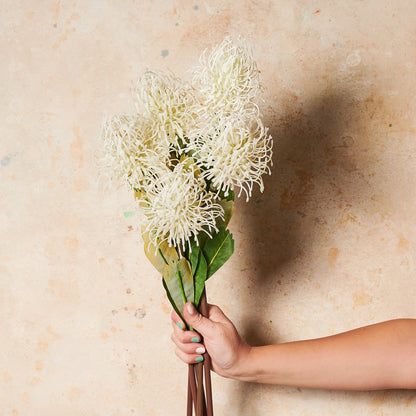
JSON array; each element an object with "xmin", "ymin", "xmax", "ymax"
[{"xmin": 2, "ymin": 1, "xmax": 416, "ymax": 415}]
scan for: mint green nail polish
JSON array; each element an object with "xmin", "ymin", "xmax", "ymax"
[
  {"xmin": 176, "ymin": 322, "xmax": 184, "ymax": 330},
  {"xmin": 191, "ymin": 337, "xmax": 199, "ymax": 343},
  {"xmin": 195, "ymin": 356, "xmax": 204, "ymax": 362}
]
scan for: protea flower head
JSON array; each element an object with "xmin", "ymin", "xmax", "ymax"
[
  {"xmin": 141, "ymin": 160, "xmax": 224, "ymax": 251},
  {"xmin": 189, "ymin": 112, "xmax": 272, "ymax": 201},
  {"xmin": 101, "ymin": 114, "xmax": 170, "ymax": 191},
  {"xmin": 134, "ymin": 69, "xmax": 198, "ymax": 152},
  {"xmin": 192, "ymin": 35, "xmax": 262, "ymax": 116}
]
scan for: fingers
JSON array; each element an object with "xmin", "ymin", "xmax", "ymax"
[
  {"xmin": 182, "ymin": 302, "xmax": 216, "ymax": 337},
  {"xmin": 171, "ymin": 309, "xmax": 184, "ymax": 330},
  {"xmin": 171, "ymin": 314, "xmax": 206, "ymax": 364},
  {"xmin": 171, "ymin": 303, "xmax": 228, "ymax": 332},
  {"xmin": 206, "ymin": 303, "xmax": 230, "ymax": 324},
  {"xmin": 171, "ymin": 303, "xmax": 231, "ymax": 365},
  {"xmin": 171, "ymin": 319, "xmax": 201, "ymax": 343},
  {"xmin": 171, "ymin": 331, "xmax": 206, "ymax": 359},
  {"xmin": 174, "ymin": 345, "xmax": 205, "ymax": 364}
]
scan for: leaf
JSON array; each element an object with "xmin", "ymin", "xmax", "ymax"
[
  {"xmin": 194, "ymin": 252, "xmax": 208, "ymax": 307},
  {"xmin": 189, "ymin": 240, "xmax": 201, "ymax": 276},
  {"xmin": 162, "ymin": 278, "xmax": 186, "ymax": 325},
  {"xmin": 188, "ymin": 239, "xmax": 208, "ymax": 307},
  {"xmin": 220, "ymin": 188, "xmax": 235, "ymax": 202},
  {"xmin": 216, "ymin": 199, "xmax": 234, "ymax": 229},
  {"xmin": 142, "ymin": 227, "xmax": 179, "ymax": 273},
  {"xmin": 226, "ymin": 189, "xmax": 235, "ymax": 201},
  {"xmin": 134, "ymin": 190, "xmax": 149, "ymax": 208},
  {"xmin": 202, "ymin": 226, "xmax": 234, "ymax": 279},
  {"xmin": 162, "ymin": 257, "xmax": 194, "ymax": 314}
]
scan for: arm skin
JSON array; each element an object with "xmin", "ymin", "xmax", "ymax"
[{"xmin": 171, "ymin": 303, "xmax": 416, "ymax": 390}]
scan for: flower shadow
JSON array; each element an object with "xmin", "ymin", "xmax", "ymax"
[{"xmin": 231, "ymin": 83, "xmax": 381, "ymax": 412}]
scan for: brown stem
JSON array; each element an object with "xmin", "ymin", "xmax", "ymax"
[
  {"xmin": 188, "ymin": 364, "xmax": 197, "ymax": 414},
  {"xmin": 203, "ymin": 353, "xmax": 213, "ymax": 415},
  {"xmin": 199, "ymin": 291, "xmax": 213, "ymax": 416},
  {"xmin": 187, "ymin": 371, "xmax": 193, "ymax": 416},
  {"xmin": 195, "ymin": 362, "xmax": 206, "ymax": 416}
]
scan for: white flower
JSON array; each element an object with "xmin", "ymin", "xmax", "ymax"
[
  {"xmin": 134, "ymin": 70, "xmax": 198, "ymax": 152},
  {"xmin": 102, "ymin": 36, "xmax": 273, "ymax": 251},
  {"xmin": 141, "ymin": 160, "xmax": 224, "ymax": 251},
  {"xmin": 189, "ymin": 113, "xmax": 273, "ymax": 201},
  {"xmin": 101, "ymin": 114, "xmax": 170, "ymax": 190},
  {"xmin": 192, "ymin": 36, "xmax": 262, "ymax": 117}
]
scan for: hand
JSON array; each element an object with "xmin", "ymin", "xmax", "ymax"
[{"xmin": 171, "ymin": 302, "xmax": 251, "ymax": 380}]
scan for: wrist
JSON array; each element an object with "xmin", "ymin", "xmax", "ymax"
[{"xmin": 226, "ymin": 343, "xmax": 259, "ymax": 382}]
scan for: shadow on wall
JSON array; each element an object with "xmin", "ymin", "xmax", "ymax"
[
  {"xmin": 237, "ymin": 82, "xmax": 379, "ymax": 343},
  {"xmin": 231, "ymin": 78, "xmax": 386, "ymax": 413}
]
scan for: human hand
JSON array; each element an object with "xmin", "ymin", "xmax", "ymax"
[{"xmin": 171, "ymin": 302, "xmax": 251, "ymax": 380}]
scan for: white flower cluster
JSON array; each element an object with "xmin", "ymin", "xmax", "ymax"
[
  {"xmin": 192, "ymin": 36, "xmax": 261, "ymax": 115},
  {"xmin": 141, "ymin": 161, "xmax": 223, "ymax": 250},
  {"xmin": 101, "ymin": 36, "xmax": 273, "ymax": 250},
  {"xmin": 134, "ymin": 70, "xmax": 198, "ymax": 152},
  {"xmin": 190, "ymin": 114, "xmax": 272, "ymax": 200},
  {"xmin": 101, "ymin": 114, "xmax": 169, "ymax": 190}
]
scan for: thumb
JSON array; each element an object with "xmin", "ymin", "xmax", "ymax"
[{"xmin": 183, "ymin": 302, "xmax": 215, "ymax": 337}]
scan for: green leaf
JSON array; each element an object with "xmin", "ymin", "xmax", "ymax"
[
  {"xmin": 194, "ymin": 251, "xmax": 208, "ymax": 307},
  {"xmin": 162, "ymin": 257, "xmax": 194, "ymax": 314},
  {"xmin": 162, "ymin": 278, "xmax": 184, "ymax": 320},
  {"xmin": 226, "ymin": 189, "xmax": 235, "ymax": 201},
  {"xmin": 216, "ymin": 188, "xmax": 235, "ymax": 201},
  {"xmin": 202, "ymin": 226, "xmax": 234, "ymax": 279},
  {"xmin": 189, "ymin": 239, "xmax": 208, "ymax": 307},
  {"xmin": 189, "ymin": 241, "xmax": 201, "ymax": 276},
  {"xmin": 216, "ymin": 199, "xmax": 234, "ymax": 229},
  {"xmin": 142, "ymin": 228, "xmax": 179, "ymax": 273}
]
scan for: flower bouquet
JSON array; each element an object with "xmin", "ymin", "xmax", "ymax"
[{"xmin": 101, "ymin": 36, "xmax": 272, "ymax": 416}]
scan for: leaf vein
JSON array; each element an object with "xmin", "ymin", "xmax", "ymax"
[{"xmin": 208, "ymin": 233, "xmax": 230, "ymax": 269}]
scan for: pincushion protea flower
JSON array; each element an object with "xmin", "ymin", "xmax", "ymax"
[
  {"xmin": 101, "ymin": 113, "xmax": 170, "ymax": 190},
  {"xmin": 192, "ymin": 36, "xmax": 261, "ymax": 116},
  {"xmin": 134, "ymin": 70, "xmax": 198, "ymax": 152},
  {"xmin": 188, "ymin": 112, "xmax": 272, "ymax": 201},
  {"xmin": 141, "ymin": 159, "xmax": 223, "ymax": 251}
]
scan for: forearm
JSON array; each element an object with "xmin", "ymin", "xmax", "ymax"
[{"xmin": 235, "ymin": 319, "xmax": 416, "ymax": 390}]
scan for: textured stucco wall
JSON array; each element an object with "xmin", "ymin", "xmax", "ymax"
[{"xmin": 1, "ymin": 1, "xmax": 416, "ymax": 415}]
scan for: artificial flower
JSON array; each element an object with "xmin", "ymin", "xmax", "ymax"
[
  {"xmin": 192, "ymin": 36, "xmax": 262, "ymax": 117},
  {"xmin": 134, "ymin": 69, "xmax": 198, "ymax": 152},
  {"xmin": 189, "ymin": 112, "xmax": 272, "ymax": 200},
  {"xmin": 141, "ymin": 160, "xmax": 224, "ymax": 251},
  {"xmin": 101, "ymin": 113, "xmax": 170, "ymax": 190}
]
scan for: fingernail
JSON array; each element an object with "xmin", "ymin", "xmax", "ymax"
[
  {"xmin": 195, "ymin": 356, "xmax": 204, "ymax": 362},
  {"xmin": 187, "ymin": 303, "xmax": 196, "ymax": 315},
  {"xmin": 196, "ymin": 347, "xmax": 205, "ymax": 354},
  {"xmin": 176, "ymin": 322, "xmax": 184, "ymax": 330},
  {"xmin": 191, "ymin": 337, "xmax": 199, "ymax": 343}
]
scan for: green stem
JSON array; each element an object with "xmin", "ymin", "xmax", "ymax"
[
  {"xmin": 176, "ymin": 270, "xmax": 187, "ymax": 305},
  {"xmin": 158, "ymin": 248, "xmax": 168, "ymax": 265}
]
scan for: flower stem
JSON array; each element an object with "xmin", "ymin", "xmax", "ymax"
[
  {"xmin": 200, "ymin": 291, "xmax": 213, "ymax": 416},
  {"xmin": 158, "ymin": 248, "xmax": 168, "ymax": 265},
  {"xmin": 195, "ymin": 362, "xmax": 206, "ymax": 416},
  {"xmin": 188, "ymin": 364, "xmax": 197, "ymax": 415}
]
